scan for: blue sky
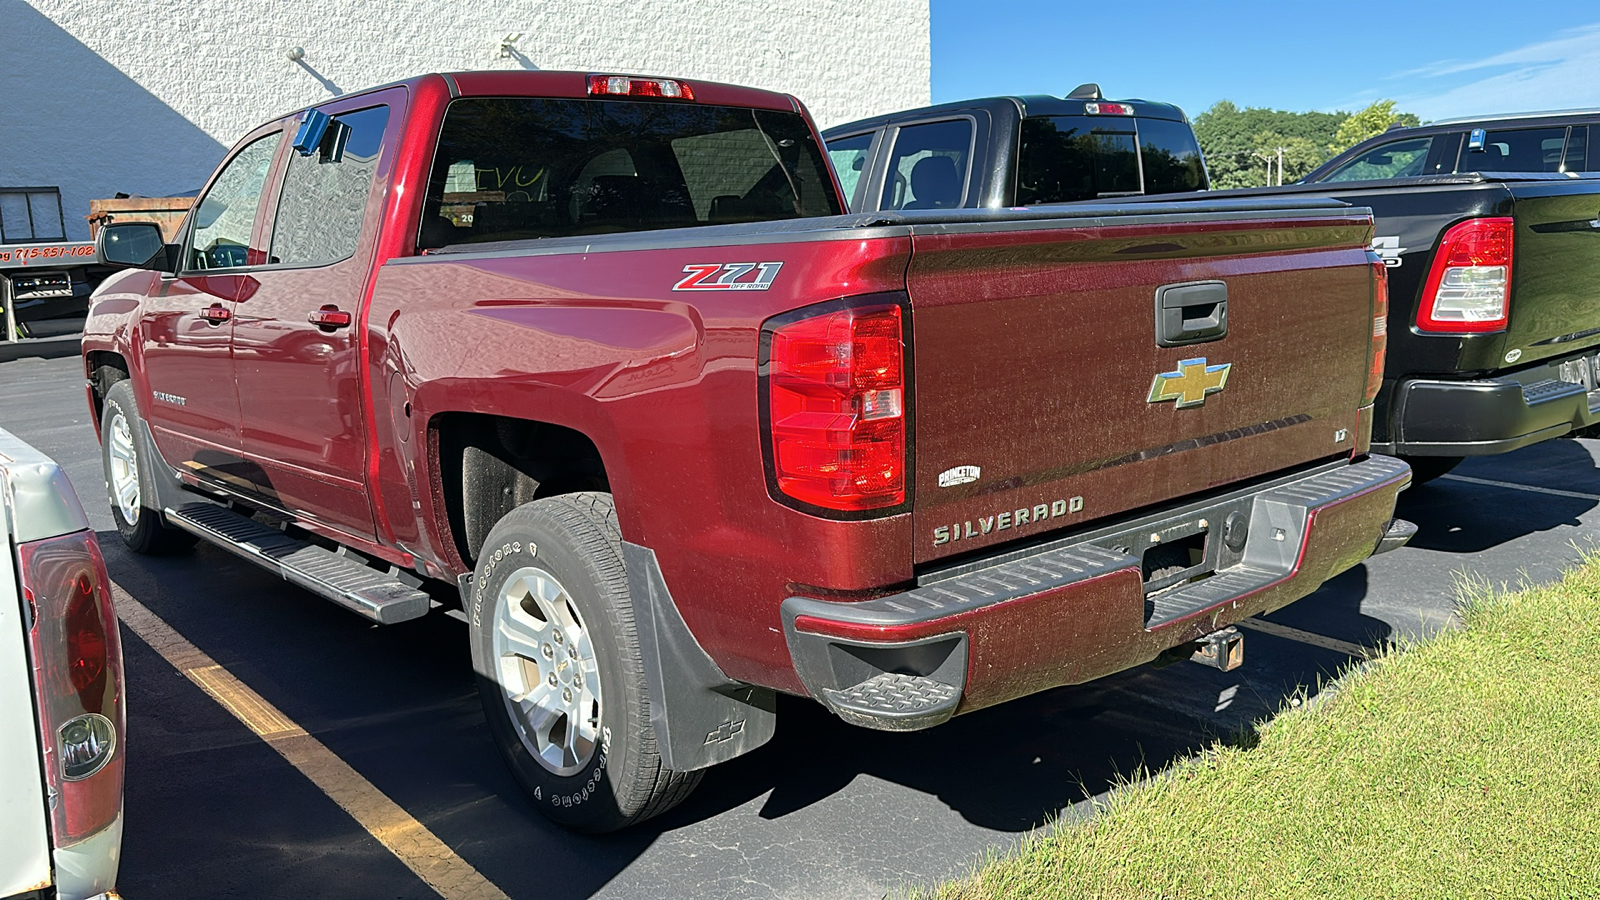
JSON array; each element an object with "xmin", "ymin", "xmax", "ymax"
[{"xmin": 932, "ymin": 1, "xmax": 1600, "ymax": 122}]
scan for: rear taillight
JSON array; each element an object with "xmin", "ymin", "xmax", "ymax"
[
  {"xmin": 1417, "ymin": 217, "xmax": 1514, "ymax": 333},
  {"xmin": 1367, "ymin": 258, "xmax": 1389, "ymax": 405},
  {"xmin": 586, "ymin": 74, "xmax": 695, "ymax": 100},
  {"xmin": 21, "ymin": 532, "xmax": 123, "ymax": 845},
  {"xmin": 763, "ymin": 302, "xmax": 908, "ymax": 514}
]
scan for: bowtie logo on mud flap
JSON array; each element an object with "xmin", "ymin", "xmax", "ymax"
[{"xmin": 704, "ymin": 718, "xmax": 746, "ymax": 745}]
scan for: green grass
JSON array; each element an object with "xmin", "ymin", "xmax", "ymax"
[{"xmin": 924, "ymin": 560, "xmax": 1600, "ymax": 900}]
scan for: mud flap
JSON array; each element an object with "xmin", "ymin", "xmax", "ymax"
[
  {"xmin": 622, "ymin": 542, "xmax": 777, "ymax": 772},
  {"xmin": 135, "ymin": 416, "xmax": 197, "ymax": 514}
]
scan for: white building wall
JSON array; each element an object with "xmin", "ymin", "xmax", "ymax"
[{"xmin": 3, "ymin": 0, "xmax": 930, "ymax": 239}]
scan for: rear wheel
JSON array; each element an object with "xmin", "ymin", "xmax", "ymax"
[
  {"xmin": 467, "ymin": 492, "xmax": 700, "ymax": 832},
  {"xmin": 100, "ymin": 380, "xmax": 197, "ymax": 555}
]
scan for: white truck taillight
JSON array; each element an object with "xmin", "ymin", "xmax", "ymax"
[
  {"xmin": 1417, "ymin": 217, "xmax": 1514, "ymax": 333},
  {"xmin": 1368, "ymin": 258, "xmax": 1389, "ymax": 405},
  {"xmin": 761, "ymin": 301, "xmax": 909, "ymax": 514},
  {"xmin": 20, "ymin": 532, "xmax": 124, "ymax": 845}
]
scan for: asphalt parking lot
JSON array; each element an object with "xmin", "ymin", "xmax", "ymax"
[{"xmin": 4, "ymin": 348, "xmax": 1598, "ymax": 899}]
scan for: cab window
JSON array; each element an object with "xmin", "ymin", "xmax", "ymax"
[
  {"xmin": 186, "ymin": 135, "xmax": 279, "ymax": 270},
  {"xmin": 1136, "ymin": 118, "xmax": 1207, "ymax": 194},
  {"xmin": 1461, "ymin": 126, "xmax": 1569, "ymax": 173},
  {"xmin": 825, "ymin": 132, "xmax": 874, "ymax": 210},
  {"xmin": 1565, "ymin": 126, "xmax": 1589, "ymax": 172},
  {"xmin": 418, "ymin": 98, "xmax": 840, "ymax": 249},
  {"xmin": 880, "ymin": 119, "xmax": 972, "ymax": 211},
  {"xmin": 1016, "ymin": 116, "xmax": 1140, "ymax": 203},
  {"xmin": 1321, "ymin": 137, "xmax": 1434, "ymax": 183},
  {"xmin": 268, "ymin": 105, "xmax": 390, "ymax": 267}
]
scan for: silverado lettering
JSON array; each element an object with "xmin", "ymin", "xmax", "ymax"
[{"xmin": 933, "ymin": 497, "xmax": 1085, "ymax": 546}]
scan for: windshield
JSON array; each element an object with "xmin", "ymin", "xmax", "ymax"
[
  {"xmin": 420, "ymin": 97, "xmax": 841, "ymax": 248},
  {"xmin": 1016, "ymin": 115, "xmax": 1206, "ymax": 205}
]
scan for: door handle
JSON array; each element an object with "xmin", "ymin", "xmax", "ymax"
[
  {"xmin": 308, "ymin": 306, "xmax": 352, "ymax": 330},
  {"xmin": 200, "ymin": 304, "xmax": 232, "ymax": 324}
]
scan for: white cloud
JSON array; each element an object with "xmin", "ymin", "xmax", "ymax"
[{"xmin": 1397, "ymin": 24, "xmax": 1600, "ymax": 121}]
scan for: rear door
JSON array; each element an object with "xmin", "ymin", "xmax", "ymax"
[
  {"xmin": 906, "ymin": 208, "xmax": 1376, "ymax": 564},
  {"xmin": 230, "ymin": 92, "xmax": 401, "ymax": 537}
]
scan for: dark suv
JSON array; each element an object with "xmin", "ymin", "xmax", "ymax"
[{"xmin": 1302, "ymin": 109, "xmax": 1597, "ymax": 183}]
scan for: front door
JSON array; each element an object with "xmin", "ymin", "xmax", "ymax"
[
  {"xmin": 231, "ymin": 97, "xmax": 398, "ymax": 538},
  {"xmin": 139, "ymin": 131, "xmax": 280, "ymax": 485}
]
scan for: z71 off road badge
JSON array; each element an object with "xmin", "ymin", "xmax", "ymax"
[
  {"xmin": 1148, "ymin": 358, "xmax": 1231, "ymax": 409},
  {"xmin": 674, "ymin": 262, "xmax": 783, "ymax": 291}
]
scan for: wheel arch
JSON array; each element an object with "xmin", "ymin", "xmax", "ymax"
[
  {"xmin": 83, "ymin": 350, "xmax": 131, "ymax": 438},
  {"xmin": 425, "ymin": 402, "xmax": 626, "ymax": 569}
]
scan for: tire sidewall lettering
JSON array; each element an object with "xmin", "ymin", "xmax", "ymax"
[
  {"xmin": 471, "ymin": 539, "xmax": 533, "ymax": 627},
  {"xmin": 551, "ymin": 727, "xmax": 611, "ymax": 807}
]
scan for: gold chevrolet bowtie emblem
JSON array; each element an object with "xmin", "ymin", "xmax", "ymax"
[{"xmin": 1148, "ymin": 358, "xmax": 1231, "ymax": 409}]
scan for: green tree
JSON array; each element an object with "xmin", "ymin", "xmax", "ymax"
[
  {"xmin": 1247, "ymin": 131, "xmax": 1325, "ymax": 185},
  {"xmin": 1193, "ymin": 101, "xmax": 1347, "ymax": 188},
  {"xmin": 1330, "ymin": 100, "xmax": 1423, "ymax": 155}
]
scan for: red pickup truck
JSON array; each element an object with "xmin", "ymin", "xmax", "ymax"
[{"xmin": 82, "ymin": 71, "xmax": 1412, "ymax": 832}]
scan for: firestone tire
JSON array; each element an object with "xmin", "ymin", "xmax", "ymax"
[
  {"xmin": 466, "ymin": 492, "xmax": 701, "ymax": 832},
  {"xmin": 100, "ymin": 380, "xmax": 198, "ymax": 556}
]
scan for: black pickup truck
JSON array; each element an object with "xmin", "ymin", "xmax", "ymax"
[
  {"xmin": 820, "ymin": 85, "xmax": 1207, "ymax": 213},
  {"xmin": 826, "ymin": 98, "xmax": 1600, "ymax": 481}
]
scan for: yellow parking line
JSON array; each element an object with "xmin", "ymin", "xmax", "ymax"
[{"xmin": 111, "ymin": 583, "xmax": 510, "ymax": 900}]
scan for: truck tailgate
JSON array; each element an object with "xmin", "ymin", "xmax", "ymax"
[
  {"xmin": 906, "ymin": 209, "xmax": 1376, "ymax": 564},
  {"xmin": 1504, "ymin": 180, "xmax": 1600, "ymax": 361}
]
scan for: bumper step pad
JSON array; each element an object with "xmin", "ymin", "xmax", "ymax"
[
  {"xmin": 823, "ymin": 672, "xmax": 961, "ymax": 731},
  {"xmin": 165, "ymin": 502, "xmax": 429, "ymax": 625}
]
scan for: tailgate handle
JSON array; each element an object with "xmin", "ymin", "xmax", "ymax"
[{"xmin": 1155, "ymin": 280, "xmax": 1228, "ymax": 347}]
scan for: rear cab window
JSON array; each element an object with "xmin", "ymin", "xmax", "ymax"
[
  {"xmin": 419, "ymin": 98, "xmax": 841, "ymax": 249},
  {"xmin": 1016, "ymin": 114, "xmax": 1205, "ymax": 204}
]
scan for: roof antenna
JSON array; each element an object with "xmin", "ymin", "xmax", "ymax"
[{"xmin": 1066, "ymin": 83, "xmax": 1103, "ymax": 100}]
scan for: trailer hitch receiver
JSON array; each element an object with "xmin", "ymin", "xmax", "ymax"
[{"xmin": 1190, "ymin": 626, "xmax": 1244, "ymax": 671}]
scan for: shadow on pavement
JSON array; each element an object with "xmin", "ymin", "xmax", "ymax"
[
  {"xmin": 105, "ymin": 523, "xmax": 1395, "ymax": 900},
  {"xmin": 673, "ymin": 564, "xmax": 1393, "ymax": 834},
  {"xmin": 1399, "ymin": 439, "xmax": 1600, "ymax": 554}
]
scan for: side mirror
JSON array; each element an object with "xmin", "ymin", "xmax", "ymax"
[{"xmin": 98, "ymin": 222, "xmax": 174, "ymax": 272}]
